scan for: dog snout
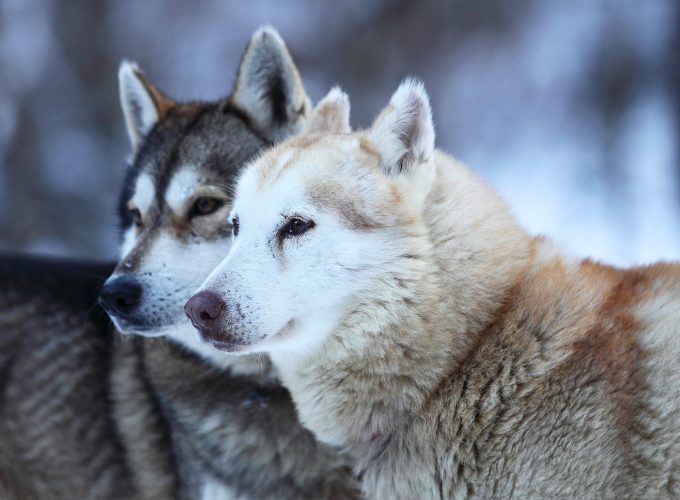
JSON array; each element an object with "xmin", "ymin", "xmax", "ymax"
[
  {"xmin": 99, "ymin": 276, "xmax": 142, "ymax": 316},
  {"xmin": 184, "ymin": 291, "xmax": 225, "ymax": 334}
]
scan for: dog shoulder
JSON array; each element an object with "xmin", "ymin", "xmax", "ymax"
[{"xmin": 415, "ymin": 248, "xmax": 680, "ymax": 496}]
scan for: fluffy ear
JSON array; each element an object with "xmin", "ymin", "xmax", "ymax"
[
  {"xmin": 369, "ymin": 79, "xmax": 435, "ymax": 176},
  {"xmin": 230, "ymin": 26, "xmax": 311, "ymax": 141},
  {"xmin": 304, "ymin": 87, "xmax": 351, "ymax": 134},
  {"xmin": 118, "ymin": 60, "xmax": 175, "ymax": 151}
]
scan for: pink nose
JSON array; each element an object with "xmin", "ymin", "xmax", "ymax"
[{"xmin": 184, "ymin": 291, "xmax": 225, "ymax": 334}]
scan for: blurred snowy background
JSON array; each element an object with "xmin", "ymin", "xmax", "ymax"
[{"xmin": 0, "ymin": 0, "xmax": 678, "ymax": 266}]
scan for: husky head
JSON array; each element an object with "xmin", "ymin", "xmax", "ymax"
[
  {"xmin": 99, "ymin": 27, "xmax": 310, "ymax": 362},
  {"xmin": 186, "ymin": 80, "xmax": 437, "ymax": 356}
]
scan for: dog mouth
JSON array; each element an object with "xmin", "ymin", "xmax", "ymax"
[
  {"xmin": 192, "ymin": 318, "xmax": 298, "ymax": 354},
  {"xmin": 186, "ymin": 315, "xmax": 259, "ymax": 353},
  {"xmin": 192, "ymin": 326, "xmax": 251, "ymax": 352}
]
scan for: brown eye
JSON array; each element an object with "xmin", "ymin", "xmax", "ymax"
[
  {"xmin": 280, "ymin": 217, "xmax": 314, "ymax": 240},
  {"xmin": 190, "ymin": 197, "xmax": 224, "ymax": 218},
  {"xmin": 129, "ymin": 208, "xmax": 142, "ymax": 227},
  {"xmin": 231, "ymin": 216, "xmax": 240, "ymax": 237}
]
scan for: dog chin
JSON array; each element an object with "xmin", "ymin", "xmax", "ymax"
[
  {"xmin": 202, "ymin": 339, "xmax": 249, "ymax": 353},
  {"xmin": 193, "ymin": 330, "xmax": 248, "ymax": 352}
]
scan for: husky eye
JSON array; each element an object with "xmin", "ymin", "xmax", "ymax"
[
  {"xmin": 231, "ymin": 216, "xmax": 240, "ymax": 237},
  {"xmin": 190, "ymin": 197, "xmax": 224, "ymax": 218},
  {"xmin": 129, "ymin": 208, "xmax": 142, "ymax": 228},
  {"xmin": 279, "ymin": 217, "xmax": 314, "ymax": 240}
]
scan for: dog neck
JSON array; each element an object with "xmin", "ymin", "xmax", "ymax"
[{"xmin": 271, "ymin": 152, "xmax": 533, "ymax": 453}]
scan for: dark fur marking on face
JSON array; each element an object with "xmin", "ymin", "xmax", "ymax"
[
  {"xmin": 121, "ymin": 105, "xmax": 223, "ymax": 239},
  {"xmin": 118, "ymin": 160, "xmax": 141, "ymax": 233},
  {"xmin": 308, "ymin": 182, "xmax": 383, "ymax": 232},
  {"xmin": 153, "ymin": 107, "xmax": 213, "ymax": 204},
  {"xmin": 220, "ymin": 102, "xmax": 273, "ymax": 146},
  {"xmin": 116, "ymin": 211, "xmax": 164, "ymax": 273},
  {"xmin": 118, "ymin": 104, "xmax": 201, "ymax": 234}
]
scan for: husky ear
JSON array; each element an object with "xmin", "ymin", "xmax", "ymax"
[
  {"xmin": 231, "ymin": 26, "xmax": 311, "ymax": 142},
  {"xmin": 304, "ymin": 87, "xmax": 351, "ymax": 134},
  {"xmin": 118, "ymin": 60, "xmax": 175, "ymax": 151},
  {"xmin": 369, "ymin": 79, "xmax": 435, "ymax": 176}
]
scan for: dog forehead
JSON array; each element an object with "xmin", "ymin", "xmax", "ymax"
[
  {"xmin": 130, "ymin": 173, "xmax": 155, "ymax": 213},
  {"xmin": 236, "ymin": 132, "xmax": 393, "ymax": 226},
  {"xmin": 250, "ymin": 134, "xmax": 353, "ymax": 187},
  {"xmin": 237, "ymin": 164, "xmax": 306, "ymax": 217},
  {"xmin": 165, "ymin": 166, "xmax": 200, "ymax": 213},
  {"xmin": 130, "ymin": 103, "xmax": 265, "ymax": 196}
]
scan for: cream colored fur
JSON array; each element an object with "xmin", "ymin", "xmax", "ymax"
[{"xmin": 196, "ymin": 81, "xmax": 680, "ymax": 498}]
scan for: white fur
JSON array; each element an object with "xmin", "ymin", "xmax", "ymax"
[
  {"xmin": 158, "ymin": 322, "xmax": 270, "ymax": 376},
  {"xmin": 191, "ymin": 80, "xmax": 680, "ymax": 499},
  {"xmin": 165, "ymin": 167, "xmax": 200, "ymax": 214},
  {"xmin": 119, "ymin": 60, "xmax": 159, "ymax": 151},
  {"xmin": 113, "ymin": 233, "xmax": 226, "ymax": 336},
  {"xmin": 272, "ymin": 149, "xmax": 294, "ymax": 173},
  {"xmin": 369, "ymin": 78, "xmax": 434, "ymax": 176},
  {"xmin": 112, "ymin": 27, "xmax": 310, "ymax": 375},
  {"xmin": 132, "ymin": 173, "xmax": 155, "ymax": 217},
  {"xmin": 202, "ymin": 194, "xmax": 385, "ymax": 356},
  {"xmin": 304, "ymin": 86, "xmax": 351, "ymax": 134},
  {"xmin": 114, "ymin": 178, "xmax": 271, "ymax": 377},
  {"xmin": 195, "ymin": 81, "xmax": 440, "ymax": 358},
  {"xmin": 120, "ymin": 227, "xmax": 136, "ymax": 260},
  {"xmin": 118, "ymin": 173, "xmax": 154, "ymax": 260},
  {"xmin": 199, "ymin": 476, "xmax": 237, "ymax": 500}
]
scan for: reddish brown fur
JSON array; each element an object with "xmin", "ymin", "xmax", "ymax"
[
  {"xmin": 359, "ymin": 137, "xmax": 381, "ymax": 159},
  {"xmin": 134, "ymin": 68, "xmax": 176, "ymax": 120},
  {"xmin": 570, "ymin": 263, "xmax": 648, "ymax": 444},
  {"xmin": 307, "ymin": 180, "xmax": 383, "ymax": 231}
]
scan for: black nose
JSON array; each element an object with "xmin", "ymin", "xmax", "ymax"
[
  {"xmin": 184, "ymin": 291, "xmax": 225, "ymax": 334},
  {"xmin": 99, "ymin": 276, "xmax": 142, "ymax": 316}
]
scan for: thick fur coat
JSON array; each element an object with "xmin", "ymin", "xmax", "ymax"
[
  {"xmin": 0, "ymin": 27, "xmax": 359, "ymax": 500},
  {"xmin": 193, "ymin": 81, "xmax": 680, "ymax": 498}
]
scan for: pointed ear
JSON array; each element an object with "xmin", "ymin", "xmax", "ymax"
[
  {"xmin": 304, "ymin": 87, "xmax": 351, "ymax": 134},
  {"xmin": 230, "ymin": 26, "xmax": 311, "ymax": 142},
  {"xmin": 369, "ymin": 79, "xmax": 435, "ymax": 176},
  {"xmin": 118, "ymin": 60, "xmax": 176, "ymax": 151}
]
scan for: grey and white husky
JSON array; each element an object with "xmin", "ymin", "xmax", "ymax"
[{"xmin": 0, "ymin": 27, "xmax": 358, "ymax": 500}]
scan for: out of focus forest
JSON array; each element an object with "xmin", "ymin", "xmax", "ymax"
[{"xmin": 0, "ymin": 0, "xmax": 678, "ymax": 266}]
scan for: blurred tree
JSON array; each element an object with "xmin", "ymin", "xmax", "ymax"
[{"xmin": 0, "ymin": 0, "xmax": 677, "ymax": 265}]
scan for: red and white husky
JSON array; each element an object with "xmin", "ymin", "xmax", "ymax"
[{"xmin": 187, "ymin": 80, "xmax": 680, "ymax": 499}]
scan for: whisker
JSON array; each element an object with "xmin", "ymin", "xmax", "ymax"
[{"xmin": 213, "ymin": 182, "xmax": 237, "ymax": 196}]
